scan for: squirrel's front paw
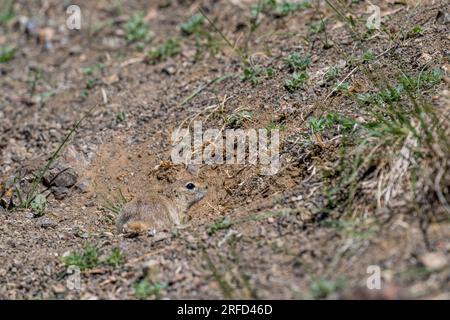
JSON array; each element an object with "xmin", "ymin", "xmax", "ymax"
[{"xmin": 122, "ymin": 221, "xmax": 152, "ymax": 236}]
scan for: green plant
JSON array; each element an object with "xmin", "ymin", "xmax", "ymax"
[
  {"xmin": 320, "ymin": 219, "xmax": 377, "ymax": 239},
  {"xmin": 116, "ymin": 111, "xmax": 126, "ymax": 123},
  {"xmin": 284, "ymin": 53, "xmax": 311, "ymax": 71},
  {"xmin": 336, "ymin": 82, "xmax": 350, "ymax": 92},
  {"xmin": 63, "ymin": 246, "xmax": 125, "ymax": 271},
  {"xmin": 410, "ymin": 25, "xmax": 424, "ymax": 36},
  {"xmin": 80, "ymin": 79, "xmax": 96, "ymax": 99},
  {"xmin": 64, "ymin": 246, "xmax": 101, "ymax": 271},
  {"xmin": 241, "ymin": 65, "xmax": 274, "ymax": 85},
  {"xmin": 324, "ymin": 66, "xmax": 338, "ymax": 83},
  {"xmin": 106, "ymin": 248, "xmax": 124, "ymax": 267},
  {"xmin": 0, "ymin": 46, "xmax": 15, "ymax": 63},
  {"xmin": 309, "ymin": 278, "xmax": 345, "ymax": 299},
  {"xmin": 284, "ymin": 72, "xmax": 308, "ymax": 92},
  {"xmin": 400, "ymin": 68, "xmax": 443, "ymax": 92},
  {"xmin": 146, "ymin": 38, "xmax": 181, "ymax": 64},
  {"xmin": 376, "ymin": 86, "xmax": 401, "ymax": 104},
  {"xmin": 180, "ymin": 9, "xmax": 225, "ymax": 59},
  {"xmin": 275, "ymin": 1, "xmax": 311, "ymax": 16},
  {"xmin": 309, "ymin": 19, "xmax": 326, "ymax": 34},
  {"xmin": 80, "ymin": 89, "xmax": 89, "ymax": 100},
  {"xmin": 26, "ymin": 69, "xmax": 42, "ymax": 97},
  {"xmin": 308, "ymin": 116, "xmax": 329, "ymax": 133},
  {"xmin": 126, "ymin": 12, "xmax": 152, "ymax": 44},
  {"xmin": 308, "ymin": 113, "xmax": 356, "ymax": 134},
  {"xmin": 0, "ymin": 0, "xmax": 14, "ymax": 25},
  {"xmin": 30, "ymin": 194, "xmax": 47, "ymax": 217},
  {"xmin": 362, "ymin": 49, "xmax": 375, "ymax": 62},
  {"xmin": 251, "ymin": 0, "xmax": 276, "ymax": 18},
  {"xmin": 226, "ymin": 110, "xmax": 253, "ymax": 128},
  {"xmin": 204, "ymin": 251, "xmax": 235, "ymax": 299},
  {"xmin": 265, "ymin": 122, "xmax": 285, "ymax": 132},
  {"xmin": 198, "ymin": 7, "xmax": 247, "ymax": 63},
  {"xmin": 207, "ymin": 217, "xmax": 233, "ymax": 235},
  {"xmin": 242, "ymin": 66, "xmax": 261, "ymax": 85},
  {"xmin": 355, "ymin": 92, "xmax": 373, "ymax": 104},
  {"xmin": 102, "ymin": 189, "xmax": 128, "ymax": 215},
  {"xmin": 180, "ymin": 13, "xmax": 204, "ymax": 36},
  {"xmin": 82, "ymin": 63, "xmax": 104, "ymax": 76},
  {"xmin": 179, "ymin": 74, "xmax": 231, "ymax": 107},
  {"xmin": 40, "ymin": 91, "xmax": 56, "ymax": 101},
  {"xmin": 327, "ymin": 62, "xmax": 447, "ymax": 215},
  {"xmin": 85, "ymin": 78, "xmax": 96, "ymax": 90},
  {"xmin": 134, "ymin": 279, "xmax": 167, "ymax": 299},
  {"xmin": 252, "ymin": 0, "xmax": 311, "ymax": 18},
  {"xmin": 326, "ymin": 113, "xmax": 357, "ymax": 131}
]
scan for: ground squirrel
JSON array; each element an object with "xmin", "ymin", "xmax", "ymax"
[{"xmin": 116, "ymin": 180, "xmax": 206, "ymax": 234}]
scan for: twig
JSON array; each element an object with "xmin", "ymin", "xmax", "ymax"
[{"xmin": 179, "ymin": 74, "xmax": 232, "ymax": 107}]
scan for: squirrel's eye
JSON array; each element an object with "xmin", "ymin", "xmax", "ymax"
[{"xmin": 186, "ymin": 182, "xmax": 195, "ymax": 190}]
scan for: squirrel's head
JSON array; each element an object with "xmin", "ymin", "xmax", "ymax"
[{"xmin": 167, "ymin": 180, "xmax": 206, "ymax": 211}]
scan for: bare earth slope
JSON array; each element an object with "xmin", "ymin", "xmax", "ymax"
[{"xmin": 0, "ymin": 0, "xmax": 449, "ymax": 299}]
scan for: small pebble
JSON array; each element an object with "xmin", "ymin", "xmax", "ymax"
[
  {"xmin": 420, "ymin": 252, "xmax": 447, "ymax": 270},
  {"xmin": 38, "ymin": 218, "xmax": 57, "ymax": 229}
]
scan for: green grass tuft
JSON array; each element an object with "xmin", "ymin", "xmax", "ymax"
[
  {"xmin": 180, "ymin": 13, "xmax": 204, "ymax": 36},
  {"xmin": 0, "ymin": 46, "xmax": 15, "ymax": 63},
  {"xmin": 146, "ymin": 38, "xmax": 181, "ymax": 64},
  {"xmin": 126, "ymin": 12, "xmax": 152, "ymax": 44},
  {"xmin": 64, "ymin": 246, "xmax": 101, "ymax": 271}
]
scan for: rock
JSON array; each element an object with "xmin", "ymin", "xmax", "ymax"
[
  {"xmin": 418, "ymin": 53, "xmax": 433, "ymax": 66},
  {"xmin": 162, "ymin": 64, "xmax": 176, "ymax": 75},
  {"xmin": 81, "ymin": 293, "xmax": 99, "ymax": 300},
  {"xmin": 185, "ymin": 234, "xmax": 197, "ymax": 250},
  {"xmin": 420, "ymin": 252, "xmax": 447, "ymax": 270},
  {"xmin": 142, "ymin": 259, "xmax": 159, "ymax": 275},
  {"xmin": 52, "ymin": 284, "xmax": 66, "ymax": 294},
  {"xmin": 182, "ymin": 47, "xmax": 196, "ymax": 60},
  {"xmin": 51, "ymin": 186, "xmax": 71, "ymax": 200},
  {"xmin": 68, "ymin": 45, "xmax": 83, "ymax": 55},
  {"xmin": 102, "ymin": 231, "xmax": 114, "ymax": 238},
  {"xmin": 38, "ymin": 218, "xmax": 57, "ymax": 229},
  {"xmin": 103, "ymin": 74, "xmax": 120, "ymax": 85},
  {"xmin": 436, "ymin": 10, "xmax": 450, "ymax": 25},
  {"xmin": 24, "ymin": 210, "xmax": 34, "ymax": 219},
  {"xmin": 44, "ymin": 167, "xmax": 78, "ymax": 188},
  {"xmin": 75, "ymin": 180, "xmax": 90, "ymax": 193},
  {"xmin": 151, "ymin": 231, "xmax": 171, "ymax": 242},
  {"xmin": 23, "ymin": 17, "xmax": 39, "ymax": 36}
]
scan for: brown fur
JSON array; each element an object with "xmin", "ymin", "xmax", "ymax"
[{"xmin": 116, "ymin": 180, "xmax": 206, "ymax": 234}]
